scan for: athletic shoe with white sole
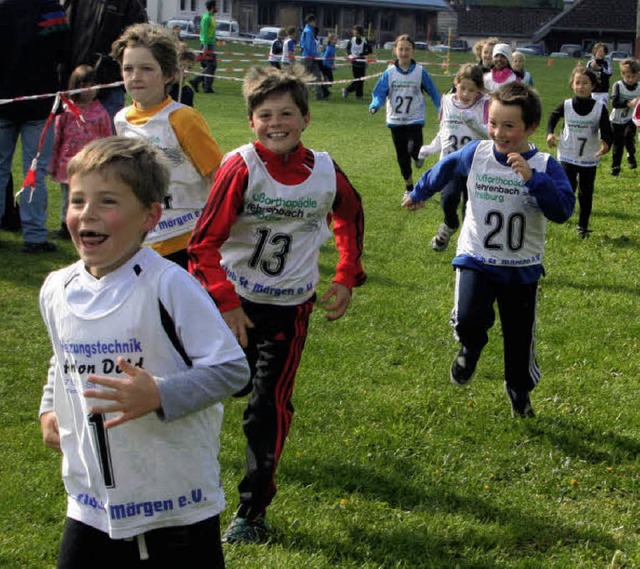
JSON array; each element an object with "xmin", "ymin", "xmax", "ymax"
[
  {"xmin": 431, "ymin": 223, "xmax": 455, "ymax": 252},
  {"xmin": 450, "ymin": 347, "xmax": 479, "ymax": 386},
  {"xmin": 222, "ymin": 515, "xmax": 269, "ymax": 544},
  {"xmin": 504, "ymin": 384, "xmax": 535, "ymax": 418}
]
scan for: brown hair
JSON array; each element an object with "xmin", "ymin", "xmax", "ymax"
[
  {"xmin": 490, "ymin": 82, "xmax": 541, "ymax": 129},
  {"xmin": 243, "ymin": 65, "xmax": 312, "ymax": 117},
  {"xmin": 68, "ymin": 64, "xmax": 97, "ymax": 103},
  {"xmin": 455, "ymin": 63, "xmax": 484, "ymax": 89}
]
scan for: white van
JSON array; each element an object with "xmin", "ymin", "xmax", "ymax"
[
  {"xmin": 217, "ymin": 19, "xmax": 240, "ymax": 38},
  {"xmin": 252, "ymin": 27, "xmax": 281, "ymax": 46}
]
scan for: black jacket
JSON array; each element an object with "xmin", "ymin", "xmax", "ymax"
[{"xmin": 0, "ymin": 0, "xmax": 69, "ymax": 121}]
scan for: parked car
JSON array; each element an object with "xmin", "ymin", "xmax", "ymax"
[
  {"xmin": 216, "ymin": 19, "xmax": 240, "ymax": 39},
  {"xmin": 609, "ymin": 50, "xmax": 631, "ymax": 61},
  {"xmin": 559, "ymin": 44, "xmax": 583, "ymax": 57},
  {"xmin": 429, "ymin": 44, "xmax": 449, "ymax": 53},
  {"xmin": 165, "ymin": 19, "xmax": 199, "ymax": 40},
  {"xmin": 520, "ymin": 44, "xmax": 545, "ymax": 56},
  {"xmin": 515, "ymin": 47, "xmax": 538, "ymax": 57},
  {"xmin": 549, "ymin": 51, "xmax": 570, "ymax": 58},
  {"xmin": 252, "ymin": 26, "xmax": 280, "ymax": 46},
  {"xmin": 450, "ymin": 39, "xmax": 470, "ymax": 52}
]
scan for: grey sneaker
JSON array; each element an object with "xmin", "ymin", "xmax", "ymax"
[
  {"xmin": 504, "ymin": 384, "xmax": 535, "ymax": 418},
  {"xmin": 431, "ymin": 223, "xmax": 455, "ymax": 252},
  {"xmin": 450, "ymin": 347, "xmax": 478, "ymax": 386},
  {"xmin": 413, "ymin": 157, "xmax": 425, "ymax": 169},
  {"xmin": 222, "ymin": 515, "xmax": 269, "ymax": 544}
]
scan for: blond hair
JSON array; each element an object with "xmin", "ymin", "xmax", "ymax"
[{"xmin": 68, "ymin": 136, "xmax": 169, "ymax": 207}]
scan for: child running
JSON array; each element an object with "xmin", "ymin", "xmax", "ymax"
[
  {"xmin": 342, "ymin": 25, "xmax": 373, "ymax": 101},
  {"xmin": 512, "ymin": 51, "xmax": 534, "ymax": 86},
  {"xmin": 369, "ymin": 34, "xmax": 441, "ymax": 201},
  {"xmin": 418, "ymin": 63, "xmax": 490, "ymax": 252},
  {"xmin": 547, "ymin": 66, "xmax": 612, "ymax": 238},
  {"xmin": 586, "ymin": 43, "xmax": 612, "ymax": 108},
  {"xmin": 188, "ymin": 65, "xmax": 366, "ymax": 544},
  {"xmin": 484, "ymin": 43, "xmax": 519, "ymax": 92},
  {"xmin": 111, "ymin": 23, "xmax": 223, "ymax": 269},
  {"xmin": 268, "ymin": 28, "xmax": 286, "ymax": 69},
  {"xmin": 403, "ymin": 83, "xmax": 575, "ymax": 418},
  {"xmin": 49, "ymin": 64, "xmax": 113, "ymax": 240},
  {"xmin": 281, "ymin": 26, "xmax": 298, "ymax": 66},
  {"xmin": 609, "ymin": 57, "xmax": 640, "ymax": 176},
  {"xmin": 39, "ymin": 136, "xmax": 249, "ymax": 567}
]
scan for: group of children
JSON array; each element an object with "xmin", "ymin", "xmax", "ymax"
[{"xmin": 35, "ymin": 20, "xmax": 631, "ymax": 565}]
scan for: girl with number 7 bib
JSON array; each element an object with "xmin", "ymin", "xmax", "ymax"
[{"xmin": 369, "ymin": 35, "xmax": 441, "ymax": 203}]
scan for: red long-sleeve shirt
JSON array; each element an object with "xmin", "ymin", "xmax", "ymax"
[{"xmin": 188, "ymin": 141, "xmax": 366, "ymax": 312}]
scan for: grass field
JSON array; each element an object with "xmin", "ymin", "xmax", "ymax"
[{"xmin": 0, "ymin": 46, "xmax": 639, "ymax": 568}]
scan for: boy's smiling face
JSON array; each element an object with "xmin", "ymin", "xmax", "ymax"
[
  {"xmin": 67, "ymin": 170, "xmax": 161, "ymax": 278},
  {"xmin": 249, "ymin": 91, "xmax": 310, "ymax": 155},
  {"xmin": 488, "ymin": 100, "xmax": 537, "ymax": 155}
]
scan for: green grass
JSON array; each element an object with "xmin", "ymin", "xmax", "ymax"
[{"xmin": 1, "ymin": 48, "xmax": 639, "ymax": 568}]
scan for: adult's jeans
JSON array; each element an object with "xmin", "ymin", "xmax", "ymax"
[{"xmin": 0, "ymin": 118, "xmax": 54, "ymax": 243}]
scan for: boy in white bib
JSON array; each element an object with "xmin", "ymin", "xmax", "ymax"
[
  {"xmin": 39, "ymin": 137, "xmax": 249, "ymax": 567},
  {"xmin": 403, "ymin": 83, "xmax": 574, "ymax": 418}
]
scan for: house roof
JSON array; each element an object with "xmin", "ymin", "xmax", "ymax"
[
  {"xmin": 532, "ymin": 0, "xmax": 637, "ymax": 41},
  {"xmin": 302, "ymin": 0, "xmax": 452, "ymax": 11},
  {"xmin": 456, "ymin": 6, "xmax": 560, "ymax": 38}
]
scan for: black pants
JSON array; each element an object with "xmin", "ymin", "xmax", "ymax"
[
  {"xmin": 440, "ymin": 179, "xmax": 468, "ymax": 230},
  {"xmin": 611, "ymin": 121, "xmax": 636, "ymax": 168},
  {"xmin": 235, "ymin": 297, "xmax": 314, "ymax": 519},
  {"xmin": 192, "ymin": 44, "xmax": 217, "ymax": 91},
  {"xmin": 561, "ymin": 162, "xmax": 596, "ymax": 229},
  {"xmin": 320, "ymin": 65, "xmax": 333, "ymax": 98},
  {"xmin": 345, "ymin": 63, "xmax": 366, "ymax": 99},
  {"xmin": 390, "ymin": 124, "xmax": 423, "ymax": 183},
  {"xmin": 58, "ymin": 516, "xmax": 225, "ymax": 568},
  {"xmin": 451, "ymin": 267, "xmax": 540, "ymax": 393}
]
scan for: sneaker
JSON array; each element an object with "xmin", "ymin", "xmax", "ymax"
[
  {"xmin": 222, "ymin": 515, "xmax": 269, "ymax": 544},
  {"xmin": 450, "ymin": 347, "xmax": 478, "ymax": 386},
  {"xmin": 341, "ymin": 88, "xmax": 348, "ymax": 99},
  {"xmin": 53, "ymin": 224, "xmax": 71, "ymax": 240},
  {"xmin": 431, "ymin": 223, "xmax": 455, "ymax": 252},
  {"xmin": 576, "ymin": 226, "xmax": 592, "ymax": 239},
  {"xmin": 402, "ymin": 190, "xmax": 412, "ymax": 205},
  {"xmin": 23, "ymin": 241, "xmax": 57, "ymax": 253},
  {"xmin": 611, "ymin": 166, "xmax": 621, "ymax": 176},
  {"xmin": 413, "ymin": 157, "xmax": 425, "ymax": 169},
  {"xmin": 628, "ymin": 155, "xmax": 637, "ymax": 169},
  {"xmin": 504, "ymin": 384, "xmax": 535, "ymax": 418}
]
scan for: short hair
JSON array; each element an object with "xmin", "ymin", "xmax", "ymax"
[
  {"xmin": 491, "ymin": 82, "xmax": 541, "ymax": 129},
  {"xmin": 286, "ymin": 26, "xmax": 297, "ymax": 36},
  {"xmin": 620, "ymin": 58, "xmax": 640, "ymax": 74},
  {"xmin": 68, "ymin": 64, "xmax": 97, "ymax": 103},
  {"xmin": 67, "ymin": 136, "xmax": 169, "ymax": 207},
  {"xmin": 592, "ymin": 42, "xmax": 608, "ymax": 56},
  {"xmin": 243, "ymin": 65, "xmax": 312, "ymax": 117},
  {"xmin": 353, "ymin": 25, "xmax": 364, "ymax": 35},
  {"xmin": 569, "ymin": 65, "xmax": 597, "ymax": 88},
  {"xmin": 111, "ymin": 23, "xmax": 179, "ymax": 90},
  {"xmin": 178, "ymin": 43, "xmax": 196, "ymax": 63},
  {"xmin": 395, "ymin": 34, "xmax": 415, "ymax": 49},
  {"xmin": 455, "ymin": 63, "xmax": 484, "ymax": 89},
  {"xmin": 205, "ymin": 1, "xmax": 216, "ymax": 11},
  {"xmin": 278, "ymin": 28, "xmax": 287, "ymax": 39},
  {"xmin": 512, "ymin": 50, "xmax": 525, "ymax": 63},
  {"xmin": 305, "ymin": 13, "xmax": 316, "ymax": 24}
]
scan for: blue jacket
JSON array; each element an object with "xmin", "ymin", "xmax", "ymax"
[
  {"xmin": 412, "ymin": 140, "xmax": 575, "ymax": 283},
  {"xmin": 300, "ymin": 23, "xmax": 318, "ymax": 58}
]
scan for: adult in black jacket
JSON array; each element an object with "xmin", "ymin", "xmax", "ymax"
[
  {"xmin": 0, "ymin": 0, "xmax": 69, "ymax": 252},
  {"xmin": 63, "ymin": 0, "xmax": 147, "ymax": 121}
]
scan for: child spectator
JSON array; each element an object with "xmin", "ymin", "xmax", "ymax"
[
  {"xmin": 268, "ymin": 28, "xmax": 286, "ymax": 69},
  {"xmin": 342, "ymin": 25, "xmax": 373, "ymax": 101},
  {"xmin": 609, "ymin": 58, "xmax": 640, "ymax": 176},
  {"xmin": 169, "ymin": 44, "xmax": 197, "ymax": 107},
  {"xmin": 369, "ymin": 34, "xmax": 441, "ymax": 201},
  {"xmin": 188, "ymin": 65, "xmax": 366, "ymax": 544},
  {"xmin": 38, "ymin": 136, "xmax": 249, "ymax": 567},
  {"xmin": 586, "ymin": 43, "xmax": 612, "ymax": 108},
  {"xmin": 281, "ymin": 26, "xmax": 298, "ymax": 66},
  {"xmin": 547, "ymin": 66, "xmax": 612, "ymax": 238},
  {"xmin": 484, "ymin": 43, "xmax": 519, "ymax": 92},
  {"xmin": 512, "ymin": 51, "xmax": 534, "ymax": 86},
  {"xmin": 418, "ymin": 63, "xmax": 490, "ymax": 251},
  {"xmin": 320, "ymin": 33, "xmax": 337, "ymax": 98},
  {"xmin": 403, "ymin": 83, "xmax": 574, "ymax": 418},
  {"xmin": 49, "ymin": 64, "xmax": 112, "ymax": 240},
  {"xmin": 473, "ymin": 39, "xmax": 484, "ymax": 67},
  {"xmin": 111, "ymin": 23, "xmax": 223, "ymax": 269}
]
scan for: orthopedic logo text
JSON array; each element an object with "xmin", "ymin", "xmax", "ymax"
[{"xmin": 474, "ymin": 173, "xmax": 522, "ymax": 203}]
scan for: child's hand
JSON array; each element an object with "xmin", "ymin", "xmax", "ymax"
[
  {"xmin": 222, "ymin": 306, "xmax": 255, "ymax": 348},
  {"xmin": 418, "ymin": 143, "xmax": 438, "ymax": 160},
  {"xmin": 507, "ymin": 152, "xmax": 533, "ymax": 182},
  {"xmin": 321, "ymin": 283, "xmax": 351, "ymax": 321},
  {"xmin": 596, "ymin": 141, "xmax": 610, "ymax": 156},
  {"xmin": 369, "ymin": 107, "xmax": 377, "ymax": 115},
  {"xmin": 84, "ymin": 358, "xmax": 162, "ymax": 429},
  {"xmin": 402, "ymin": 193, "xmax": 424, "ymax": 210},
  {"xmin": 40, "ymin": 411, "xmax": 61, "ymax": 452},
  {"xmin": 546, "ymin": 133, "xmax": 558, "ymax": 148}
]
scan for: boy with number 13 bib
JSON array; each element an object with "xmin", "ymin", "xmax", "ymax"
[{"xmin": 188, "ymin": 65, "xmax": 366, "ymax": 544}]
